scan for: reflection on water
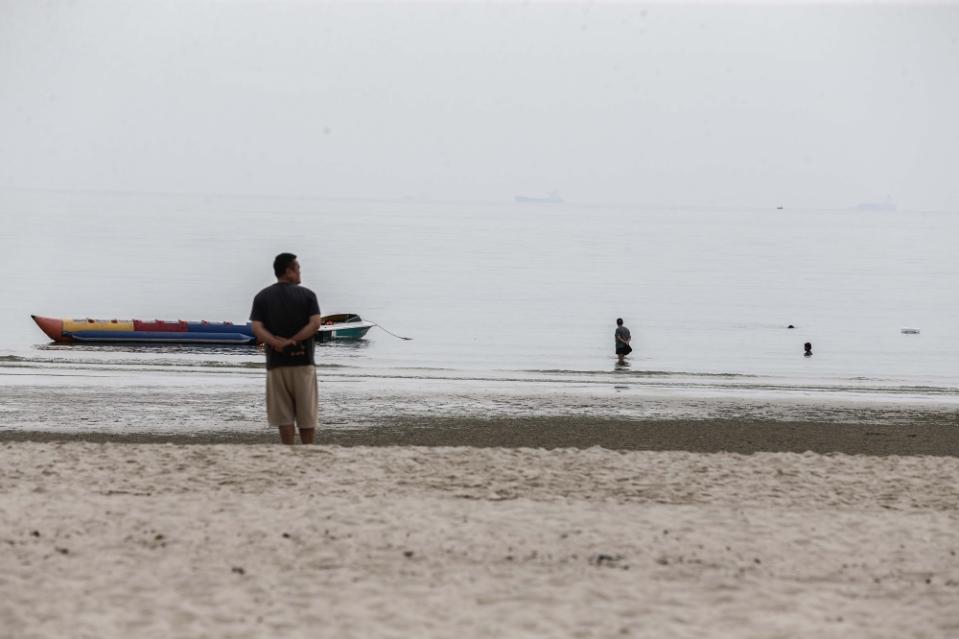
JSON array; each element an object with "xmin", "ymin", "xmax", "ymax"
[
  {"xmin": 37, "ymin": 342, "xmax": 261, "ymax": 356},
  {"xmin": 35, "ymin": 339, "xmax": 370, "ymax": 357}
]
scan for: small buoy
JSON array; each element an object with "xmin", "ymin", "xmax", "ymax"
[
  {"xmin": 787, "ymin": 324, "xmax": 795, "ymax": 329},
  {"xmin": 901, "ymin": 328, "xmax": 920, "ymax": 335}
]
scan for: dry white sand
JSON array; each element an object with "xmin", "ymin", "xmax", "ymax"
[{"xmin": 2, "ymin": 442, "xmax": 958, "ymax": 638}]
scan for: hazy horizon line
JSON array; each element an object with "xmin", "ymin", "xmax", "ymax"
[{"xmin": 3, "ymin": 184, "xmax": 957, "ymax": 215}]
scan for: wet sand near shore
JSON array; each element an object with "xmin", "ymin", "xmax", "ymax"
[
  {"xmin": 4, "ymin": 416, "xmax": 959, "ymax": 456},
  {"xmin": 2, "ymin": 383, "xmax": 958, "ymax": 455}
]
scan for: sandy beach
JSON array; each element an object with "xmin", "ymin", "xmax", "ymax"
[
  {"xmin": 2, "ymin": 439, "xmax": 958, "ymax": 638},
  {"xmin": 2, "ymin": 375, "xmax": 958, "ymax": 637}
]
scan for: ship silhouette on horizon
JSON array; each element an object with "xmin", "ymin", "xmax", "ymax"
[{"xmin": 514, "ymin": 190, "xmax": 564, "ymax": 204}]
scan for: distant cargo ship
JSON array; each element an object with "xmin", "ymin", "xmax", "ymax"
[
  {"xmin": 855, "ymin": 196, "xmax": 897, "ymax": 211},
  {"xmin": 514, "ymin": 190, "xmax": 563, "ymax": 204}
]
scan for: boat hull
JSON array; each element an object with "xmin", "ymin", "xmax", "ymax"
[
  {"xmin": 32, "ymin": 315, "xmax": 257, "ymax": 344},
  {"xmin": 319, "ymin": 322, "xmax": 373, "ymax": 340}
]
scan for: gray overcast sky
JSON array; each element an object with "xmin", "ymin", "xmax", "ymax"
[{"xmin": 1, "ymin": 1, "xmax": 958, "ymax": 210}]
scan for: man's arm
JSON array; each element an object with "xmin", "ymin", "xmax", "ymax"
[
  {"xmin": 251, "ymin": 321, "xmax": 293, "ymax": 352},
  {"xmin": 289, "ymin": 314, "xmax": 323, "ymax": 344}
]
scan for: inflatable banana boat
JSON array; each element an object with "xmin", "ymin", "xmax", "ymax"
[{"xmin": 31, "ymin": 314, "xmax": 373, "ymax": 344}]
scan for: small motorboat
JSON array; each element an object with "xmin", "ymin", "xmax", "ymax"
[
  {"xmin": 316, "ymin": 313, "xmax": 374, "ymax": 341},
  {"xmin": 31, "ymin": 314, "xmax": 374, "ymax": 345}
]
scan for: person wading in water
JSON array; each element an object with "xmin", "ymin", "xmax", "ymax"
[{"xmin": 615, "ymin": 318, "xmax": 632, "ymax": 365}]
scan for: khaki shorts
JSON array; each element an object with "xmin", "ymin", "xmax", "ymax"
[{"xmin": 265, "ymin": 365, "xmax": 318, "ymax": 429}]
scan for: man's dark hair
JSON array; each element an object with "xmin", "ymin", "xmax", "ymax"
[
  {"xmin": 274, "ymin": 253, "xmax": 297, "ymax": 278},
  {"xmin": 616, "ymin": 318, "xmax": 623, "ymax": 326}
]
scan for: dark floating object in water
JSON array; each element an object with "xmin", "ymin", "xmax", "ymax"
[
  {"xmin": 804, "ymin": 342, "xmax": 813, "ymax": 357},
  {"xmin": 900, "ymin": 328, "xmax": 920, "ymax": 335},
  {"xmin": 787, "ymin": 324, "xmax": 795, "ymax": 329}
]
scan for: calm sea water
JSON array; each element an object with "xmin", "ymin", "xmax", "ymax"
[{"xmin": 1, "ymin": 191, "xmax": 957, "ymax": 395}]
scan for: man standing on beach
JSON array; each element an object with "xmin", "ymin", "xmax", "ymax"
[
  {"xmin": 615, "ymin": 318, "xmax": 632, "ymax": 365},
  {"xmin": 250, "ymin": 253, "xmax": 323, "ymax": 445}
]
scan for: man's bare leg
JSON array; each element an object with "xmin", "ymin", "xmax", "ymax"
[
  {"xmin": 299, "ymin": 428, "xmax": 316, "ymax": 445},
  {"xmin": 278, "ymin": 424, "xmax": 296, "ymax": 445}
]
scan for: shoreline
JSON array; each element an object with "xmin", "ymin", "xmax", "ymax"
[
  {"xmin": 4, "ymin": 415, "xmax": 959, "ymax": 456},
  {"xmin": 2, "ymin": 378, "xmax": 958, "ymax": 456}
]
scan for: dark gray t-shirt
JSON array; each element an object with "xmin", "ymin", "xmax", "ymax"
[
  {"xmin": 250, "ymin": 282, "xmax": 321, "ymax": 369},
  {"xmin": 615, "ymin": 326, "xmax": 631, "ymax": 347}
]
